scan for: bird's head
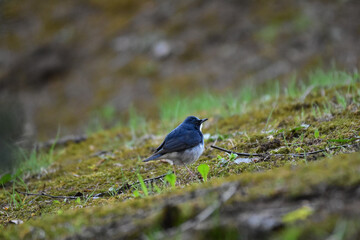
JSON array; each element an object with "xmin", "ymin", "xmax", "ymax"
[{"xmin": 183, "ymin": 116, "xmax": 208, "ymax": 130}]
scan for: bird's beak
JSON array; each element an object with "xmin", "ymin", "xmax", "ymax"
[{"xmin": 200, "ymin": 118, "xmax": 208, "ymax": 124}]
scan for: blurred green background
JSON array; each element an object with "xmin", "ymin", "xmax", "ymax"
[{"xmin": 0, "ymin": 0, "xmax": 359, "ymax": 141}]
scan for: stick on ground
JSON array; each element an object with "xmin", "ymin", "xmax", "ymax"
[
  {"xmin": 211, "ymin": 143, "xmax": 358, "ymax": 158},
  {"xmin": 17, "ymin": 172, "xmax": 170, "ymax": 199}
]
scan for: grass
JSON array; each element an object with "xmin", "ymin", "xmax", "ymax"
[
  {"xmin": 132, "ymin": 172, "xmax": 175, "ymax": 198},
  {"xmin": 3, "ymin": 151, "xmax": 360, "ymax": 239},
  {"xmin": 158, "ymin": 69, "xmax": 359, "ymax": 130},
  {"xmin": 137, "ymin": 173, "xmax": 149, "ymax": 197},
  {"xmin": 84, "ymin": 69, "xmax": 359, "ymax": 138},
  {"xmin": 1, "ymin": 175, "xmax": 30, "ymax": 216},
  {"xmin": 0, "ymin": 133, "xmax": 59, "ymax": 216},
  {"xmin": 1, "ymin": 68, "xmax": 360, "ymax": 238},
  {"xmin": 0, "ymin": 131, "xmax": 59, "ymax": 186},
  {"xmin": 164, "ymin": 173, "xmax": 176, "ymax": 188}
]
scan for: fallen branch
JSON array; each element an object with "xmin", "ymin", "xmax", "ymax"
[{"xmin": 211, "ymin": 143, "xmax": 357, "ymax": 158}]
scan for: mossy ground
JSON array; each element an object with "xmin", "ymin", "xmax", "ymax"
[{"xmin": 1, "ymin": 79, "xmax": 360, "ymax": 239}]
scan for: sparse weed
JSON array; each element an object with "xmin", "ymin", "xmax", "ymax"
[
  {"xmin": 137, "ymin": 174, "xmax": 149, "ymax": 197},
  {"xmin": 129, "ymin": 106, "xmax": 147, "ymax": 137},
  {"xmin": 0, "ymin": 173, "xmax": 12, "ymax": 185},
  {"xmin": 311, "ymin": 105, "xmax": 322, "ymax": 119},
  {"xmin": 228, "ymin": 153, "xmax": 238, "ymax": 161},
  {"xmin": 165, "ymin": 172, "xmax": 176, "ymax": 187},
  {"xmin": 197, "ymin": 164, "xmax": 210, "ymax": 182},
  {"xmin": 264, "ymin": 105, "xmax": 276, "ymax": 132},
  {"xmin": 132, "ymin": 173, "xmax": 151, "ymax": 198},
  {"xmin": 17, "ymin": 129, "xmax": 59, "ymax": 179},
  {"xmin": 283, "ymin": 133, "xmax": 289, "ymax": 148},
  {"xmin": 335, "ymin": 91, "xmax": 347, "ymax": 109},
  {"xmin": 3, "ymin": 180, "xmax": 28, "ymax": 210},
  {"xmin": 303, "ymin": 152, "xmax": 308, "ymax": 165},
  {"xmin": 85, "ymin": 69, "xmax": 360, "ymax": 140},
  {"xmin": 153, "ymin": 183, "xmax": 162, "ymax": 194},
  {"xmin": 217, "ymin": 155, "xmax": 229, "ymax": 167},
  {"xmin": 322, "ymin": 101, "xmax": 333, "ymax": 115},
  {"xmin": 285, "ymin": 75, "xmax": 299, "ymax": 98},
  {"xmin": 1, "ymin": 68, "xmax": 360, "ymax": 237},
  {"xmin": 216, "ymin": 153, "xmax": 238, "ymax": 168},
  {"xmin": 108, "ymin": 186, "xmax": 118, "ymax": 197},
  {"xmin": 86, "ymin": 105, "xmax": 119, "ymax": 134},
  {"xmin": 84, "ymin": 190, "xmax": 96, "ymax": 205},
  {"xmin": 75, "ymin": 197, "xmax": 81, "ymax": 204},
  {"xmin": 314, "ymin": 129, "xmax": 320, "ymax": 139}
]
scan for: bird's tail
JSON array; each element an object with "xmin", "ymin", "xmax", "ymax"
[{"xmin": 143, "ymin": 153, "xmax": 162, "ymax": 162}]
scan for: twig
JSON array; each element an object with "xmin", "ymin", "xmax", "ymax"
[
  {"xmin": 211, "ymin": 143, "xmax": 356, "ymax": 158},
  {"xmin": 211, "ymin": 145, "xmax": 264, "ymax": 157},
  {"xmin": 17, "ymin": 173, "xmax": 170, "ymax": 199},
  {"xmin": 16, "ymin": 190, "xmax": 79, "ymax": 199},
  {"xmin": 143, "ymin": 172, "xmax": 171, "ymax": 183}
]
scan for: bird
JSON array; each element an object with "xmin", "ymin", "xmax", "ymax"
[{"xmin": 143, "ymin": 116, "xmax": 208, "ymax": 176}]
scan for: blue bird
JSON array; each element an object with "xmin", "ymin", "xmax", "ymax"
[{"xmin": 143, "ymin": 116, "xmax": 208, "ymax": 174}]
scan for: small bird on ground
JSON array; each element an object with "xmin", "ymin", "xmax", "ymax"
[{"xmin": 143, "ymin": 116, "xmax": 208, "ymax": 176}]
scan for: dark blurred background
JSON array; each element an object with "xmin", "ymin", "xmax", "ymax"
[{"xmin": 0, "ymin": 0, "xmax": 359, "ymax": 143}]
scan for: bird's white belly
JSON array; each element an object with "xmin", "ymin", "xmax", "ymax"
[{"xmin": 162, "ymin": 143, "xmax": 204, "ymax": 165}]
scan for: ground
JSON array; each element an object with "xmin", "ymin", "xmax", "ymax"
[{"xmin": 1, "ymin": 71, "xmax": 360, "ymax": 239}]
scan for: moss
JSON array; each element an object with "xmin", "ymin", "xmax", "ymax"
[
  {"xmin": 275, "ymin": 216, "xmax": 360, "ymax": 240},
  {"xmin": 2, "ymin": 151, "xmax": 360, "ymax": 239},
  {"xmin": 1, "ymin": 83, "xmax": 360, "ymax": 238}
]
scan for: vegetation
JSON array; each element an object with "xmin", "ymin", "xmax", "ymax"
[{"xmin": 1, "ymin": 69, "xmax": 360, "ymax": 239}]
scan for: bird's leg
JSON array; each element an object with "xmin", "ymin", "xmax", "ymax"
[{"xmin": 181, "ymin": 161, "xmax": 198, "ymax": 180}]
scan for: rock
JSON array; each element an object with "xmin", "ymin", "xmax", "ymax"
[
  {"xmin": 9, "ymin": 219, "xmax": 24, "ymax": 225},
  {"xmin": 152, "ymin": 40, "xmax": 171, "ymax": 59},
  {"xmin": 234, "ymin": 158, "xmax": 252, "ymax": 164}
]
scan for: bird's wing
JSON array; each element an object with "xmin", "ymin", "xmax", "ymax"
[
  {"xmin": 155, "ymin": 139, "xmax": 166, "ymax": 152},
  {"xmin": 157, "ymin": 128, "xmax": 202, "ymax": 154}
]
